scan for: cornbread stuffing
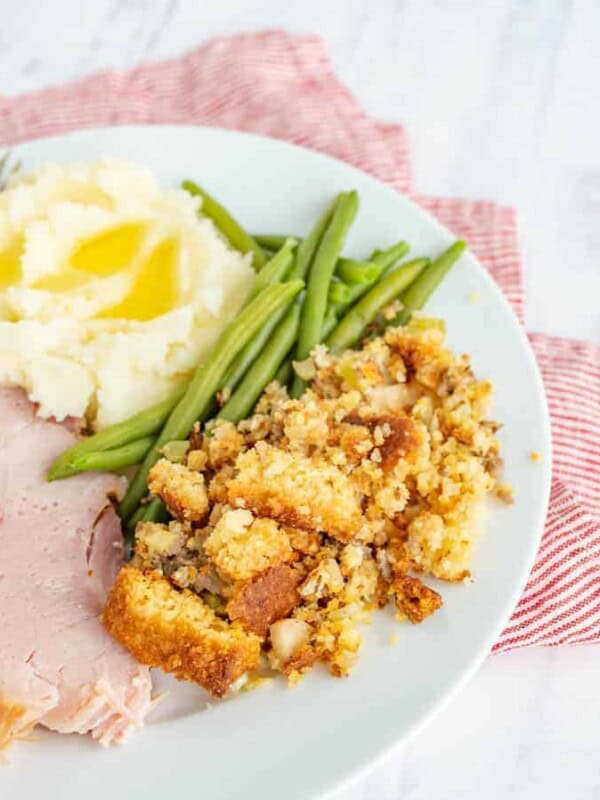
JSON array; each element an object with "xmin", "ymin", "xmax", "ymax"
[
  {"xmin": 147, "ymin": 460, "xmax": 208, "ymax": 522},
  {"xmin": 103, "ymin": 321, "xmax": 508, "ymax": 696}
]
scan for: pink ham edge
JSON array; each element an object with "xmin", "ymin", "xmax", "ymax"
[{"xmin": 0, "ymin": 388, "xmax": 152, "ymax": 749}]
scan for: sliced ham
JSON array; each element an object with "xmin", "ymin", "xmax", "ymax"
[{"xmin": 0, "ymin": 388, "xmax": 152, "ymax": 749}]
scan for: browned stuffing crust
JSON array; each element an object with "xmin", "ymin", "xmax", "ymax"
[
  {"xmin": 102, "ymin": 566, "xmax": 260, "ymax": 697},
  {"xmin": 392, "ymin": 575, "xmax": 443, "ymax": 623},
  {"xmin": 227, "ymin": 564, "xmax": 303, "ymax": 635},
  {"xmin": 227, "ymin": 442, "xmax": 367, "ymax": 542}
]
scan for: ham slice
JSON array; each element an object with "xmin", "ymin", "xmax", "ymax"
[{"xmin": 0, "ymin": 388, "xmax": 152, "ymax": 749}]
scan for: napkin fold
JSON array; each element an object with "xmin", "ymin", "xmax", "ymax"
[{"xmin": 1, "ymin": 30, "xmax": 598, "ymax": 650}]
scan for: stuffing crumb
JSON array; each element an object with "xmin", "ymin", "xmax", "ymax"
[
  {"xmin": 148, "ymin": 459, "xmax": 208, "ymax": 522},
  {"xmin": 133, "ymin": 520, "xmax": 188, "ymax": 570},
  {"xmin": 389, "ymin": 633, "xmax": 399, "ymax": 645},
  {"xmin": 227, "ymin": 442, "xmax": 367, "ymax": 542},
  {"xmin": 240, "ymin": 675, "xmax": 274, "ymax": 693},
  {"xmin": 204, "ymin": 509, "xmax": 293, "ymax": 582},
  {"xmin": 187, "ymin": 449, "xmax": 208, "ymax": 472},
  {"xmin": 495, "ymin": 482, "xmax": 515, "ymax": 504},
  {"xmin": 392, "ymin": 575, "xmax": 442, "ymax": 623},
  {"xmin": 468, "ymin": 291, "xmax": 481, "ymax": 303},
  {"xmin": 104, "ymin": 320, "xmax": 506, "ymax": 694},
  {"xmin": 529, "ymin": 451, "xmax": 541, "ymax": 463}
]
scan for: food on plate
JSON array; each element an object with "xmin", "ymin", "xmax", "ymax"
[
  {"xmin": 0, "ymin": 387, "xmax": 151, "ymax": 750},
  {"xmin": 0, "ymin": 159, "xmax": 508, "ymax": 750},
  {"xmin": 0, "ymin": 159, "xmax": 254, "ymax": 428},
  {"xmin": 102, "ymin": 566, "xmax": 260, "ymax": 698},
  {"xmin": 103, "ymin": 319, "xmax": 501, "ymax": 692}
]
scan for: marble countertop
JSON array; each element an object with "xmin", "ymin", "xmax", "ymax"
[{"xmin": 2, "ymin": 1, "xmax": 599, "ymax": 797}]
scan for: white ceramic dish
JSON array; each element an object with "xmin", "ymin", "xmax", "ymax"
[{"xmin": 0, "ymin": 126, "xmax": 551, "ymax": 800}]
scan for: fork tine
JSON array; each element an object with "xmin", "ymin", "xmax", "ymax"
[
  {"xmin": 0, "ymin": 151, "xmax": 19, "ymax": 191},
  {"xmin": 0, "ymin": 151, "xmax": 10, "ymax": 190}
]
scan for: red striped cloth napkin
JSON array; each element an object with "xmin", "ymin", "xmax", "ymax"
[{"xmin": 1, "ymin": 31, "xmax": 598, "ymax": 651}]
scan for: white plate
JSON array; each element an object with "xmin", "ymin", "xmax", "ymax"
[{"xmin": 0, "ymin": 126, "xmax": 551, "ymax": 800}]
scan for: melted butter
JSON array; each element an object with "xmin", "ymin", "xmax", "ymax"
[
  {"xmin": 1, "ymin": 221, "xmax": 180, "ymax": 322},
  {"xmin": 70, "ymin": 223, "xmax": 147, "ymax": 277},
  {"xmin": 34, "ymin": 267, "xmax": 95, "ymax": 292},
  {"xmin": 33, "ymin": 223, "xmax": 148, "ymax": 292},
  {"xmin": 0, "ymin": 236, "xmax": 24, "ymax": 289},
  {"xmin": 98, "ymin": 235, "xmax": 180, "ymax": 322}
]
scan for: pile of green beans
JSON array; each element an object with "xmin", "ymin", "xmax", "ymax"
[{"xmin": 47, "ymin": 182, "xmax": 466, "ymax": 542}]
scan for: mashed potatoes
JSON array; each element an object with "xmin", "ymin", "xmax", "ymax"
[{"xmin": 0, "ymin": 159, "xmax": 254, "ymax": 428}]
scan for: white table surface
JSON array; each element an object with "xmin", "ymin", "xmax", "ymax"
[{"xmin": 2, "ymin": 1, "xmax": 599, "ymax": 798}]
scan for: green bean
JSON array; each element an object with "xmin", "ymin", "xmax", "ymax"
[
  {"xmin": 125, "ymin": 497, "xmax": 170, "ymax": 538},
  {"xmin": 326, "ymin": 258, "xmax": 429, "ymax": 353},
  {"xmin": 48, "ymin": 384, "xmax": 187, "ymax": 481},
  {"xmin": 248, "ymin": 238, "xmax": 296, "ymax": 300},
  {"xmin": 127, "ymin": 504, "xmax": 149, "ymax": 533},
  {"xmin": 59, "ymin": 437, "xmax": 155, "ymax": 478},
  {"xmin": 391, "ymin": 241, "xmax": 466, "ymax": 327},
  {"xmin": 219, "ymin": 304, "xmax": 301, "ymax": 423},
  {"xmin": 220, "ymin": 304, "xmax": 289, "ymax": 393},
  {"xmin": 326, "ymin": 266, "xmax": 385, "ymax": 319},
  {"xmin": 258, "ymin": 236, "xmax": 409, "ymax": 278},
  {"xmin": 273, "ymin": 302, "xmax": 337, "ymax": 389},
  {"xmin": 258, "ymin": 235, "xmax": 408, "ymax": 285},
  {"xmin": 325, "ymin": 243, "xmax": 406, "ymax": 322},
  {"xmin": 291, "ymin": 191, "xmax": 359, "ymax": 397},
  {"xmin": 325, "ymin": 244, "xmax": 412, "ymax": 323},
  {"xmin": 288, "ymin": 199, "xmax": 336, "ymax": 281},
  {"xmin": 371, "ymin": 240, "xmax": 410, "ymax": 272},
  {"xmin": 275, "ymin": 356, "xmax": 293, "ymax": 387},
  {"xmin": 330, "ymin": 283, "xmax": 369, "ymax": 315},
  {"xmin": 254, "ymin": 234, "xmax": 294, "ymax": 251},
  {"xmin": 139, "ymin": 497, "xmax": 170, "ymax": 526},
  {"xmin": 324, "ymin": 243, "xmax": 409, "ymax": 320},
  {"xmin": 328, "ymin": 281, "xmax": 353, "ymax": 306},
  {"xmin": 182, "ymin": 180, "xmax": 266, "ymax": 269},
  {"xmin": 335, "ymin": 258, "xmax": 380, "ymax": 285},
  {"xmin": 220, "ymin": 238, "xmax": 297, "ymax": 390},
  {"xmin": 321, "ymin": 306, "xmax": 339, "ymax": 341},
  {"xmin": 119, "ymin": 280, "xmax": 303, "ymax": 521}
]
